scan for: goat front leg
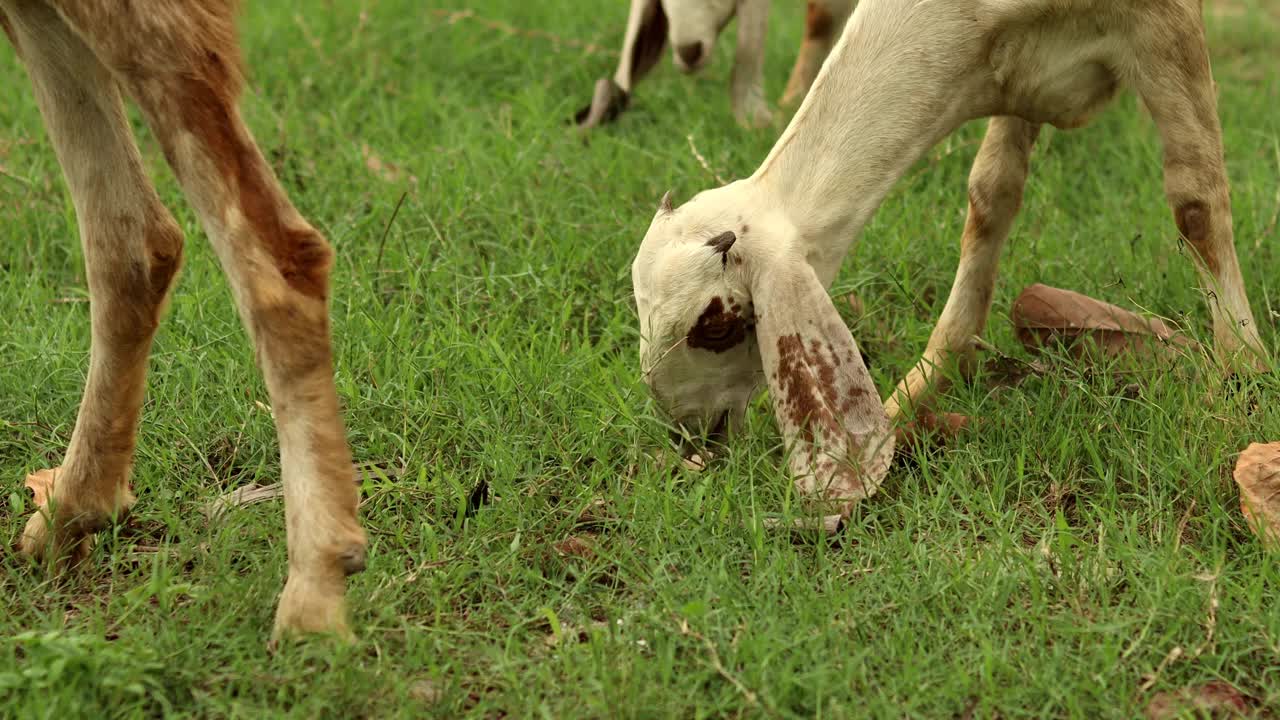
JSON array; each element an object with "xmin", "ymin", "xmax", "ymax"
[
  {"xmin": 7, "ymin": 2, "xmax": 181, "ymax": 561},
  {"xmin": 576, "ymin": 0, "xmax": 667, "ymax": 128},
  {"xmin": 1134, "ymin": 25, "xmax": 1269, "ymax": 374},
  {"xmin": 80, "ymin": 45, "xmax": 368, "ymax": 638},
  {"xmin": 730, "ymin": 0, "xmax": 773, "ymax": 127},
  {"xmin": 885, "ymin": 117, "xmax": 1040, "ymax": 421},
  {"xmin": 780, "ymin": 0, "xmax": 855, "ymax": 108}
]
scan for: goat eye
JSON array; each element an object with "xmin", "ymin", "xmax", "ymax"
[{"xmin": 701, "ymin": 324, "xmax": 732, "ymax": 341}]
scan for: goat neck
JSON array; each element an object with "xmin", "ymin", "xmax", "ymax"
[{"xmin": 747, "ymin": 0, "xmax": 1000, "ymax": 286}]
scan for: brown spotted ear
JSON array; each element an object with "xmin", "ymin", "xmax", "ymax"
[{"xmin": 751, "ymin": 259, "xmax": 894, "ymax": 518}]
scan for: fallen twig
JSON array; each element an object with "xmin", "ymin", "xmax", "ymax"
[
  {"xmin": 428, "ymin": 9, "xmax": 616, "ymax": 57},
  {"xmin": 202, "ymin": 460, "xmax": 404, "ymax": 519},
  {"xmin": 687, "ymin": 134, "xmax": 728, "ymax": 185}
]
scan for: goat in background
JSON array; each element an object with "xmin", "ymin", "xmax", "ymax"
[{"xmin": 576, "ymin": 0, "xmax": 857, "ymax": 129}]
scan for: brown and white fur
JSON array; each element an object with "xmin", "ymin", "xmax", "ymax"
[
  {"xmin": 632, "ymin": 0, "xmax": 1270, "ymax": 517},
  {"xmin": 2, "ymin": 0, "xmax": 367, "ymax": 641},
  {"xmin": 576, "ymin": 0, "xmax": 858, "ymax": 129}
]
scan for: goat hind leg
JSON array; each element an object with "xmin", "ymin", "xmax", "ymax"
[
  {"xmin": 1135, "ymin": 29, "xmax": 1269, "ymax": 373},
  {"xmin": 46, "ymin": 2, "xmax": 369, "ymax": 638},
  {"xmin": 138, "ymin": 73, "xmax": 364, "ymax": 640},
  {"xmin": 780, "ymin": 0, "xmax": 855, "ymax": 107},
  {"xmin": 6, "ymin": 1, "xmax": 183, "ymax": 560},
  {"xmin": 885, "ymin": 117, "xmax": 1040, "ymax": 422}
]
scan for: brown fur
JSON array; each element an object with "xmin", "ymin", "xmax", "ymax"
[
  {"xmin": 4, "ymin": 0, "xmax": 366, "ymax": 642},
  {"xmin": 804, "ymin": 1, "xmax": 835, "ymax": 40},
  {"xmin": 1176, "ymin": 200, "xmax": 1217, "ymax": 274},
  {"xmin": 781, "ymin": 0, "xmax": 856, "ymax": 107},
  {"xmin": 687, "ymin": 297, "xmax": 750, "ymax": 352}
]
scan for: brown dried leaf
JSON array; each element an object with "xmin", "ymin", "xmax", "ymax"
[
  {"xmin": 24, "ymin": 467, "xmax": 58, "ymax": 508},
  {"xmin": 203, "ymin": 463, "xmax": 377, "ymax": 519},
  {"xmin": 761, "ymin": 514, "xmax": 844, "ymax": 536},
  {"xmin": 552, "ymin": 536, "xmax": 596, "ymax": 560},
  {"xmin": 408, "ymin": 678, "xmax": 444, "ymax": 705},
  {"xmin": 202, "ymin": 482, "xmax": 284, "ymax": 520},
  {"xmin": 894, "ymin": 411, "xmax": 969, "ymax": 457},
  {"xmin": 1011, "ymin": 283, "xmax": 1193, "ymax": 361},
  {"xmin": 574, "ymin": 498, "xmax": 616, "ymax": 531},
  {"xmin": 1233, "ymin": 442, "xmax": 1280, "ymax": 549},
  {"xmin": 361, "ymin": 142, "xmax": 417, "ymax": 185},
  {"xmin": 1144, "ymin": 681, "xmax": 1253, "ymax": 719}
]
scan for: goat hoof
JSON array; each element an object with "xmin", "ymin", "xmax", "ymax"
[
  {"xmin": 273, "ymin": 573, "xmax": 354, "ymax": 644},
  {"xmin": 574, "ymin": 78, "xmax": 629, "ymax": 129}
]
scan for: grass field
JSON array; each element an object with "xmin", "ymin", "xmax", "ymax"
[{"xmin": 2, "ymin": 1, "xmax": 1280, "ymax": 717}]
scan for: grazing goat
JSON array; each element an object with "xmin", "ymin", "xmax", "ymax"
[
  {"xmin": 2, "ymin": 0, "xmax": 367, "ymax": 641},
  {"xmin": 631, "ymin": 0, "xmax": 1270, "ymax": 519},
  {"xmin": 576, "ymin": 0, "xmax": 857, "ymax": 129}
]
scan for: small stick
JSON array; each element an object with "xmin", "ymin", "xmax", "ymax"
[{"xmin": 687, "ymin": 134, "xmax": 728, "ymax": 185}]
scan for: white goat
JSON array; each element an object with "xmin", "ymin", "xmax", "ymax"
[
  {"xmin": 576, "ymin": 0, "xmax": 858, "ymax": 129},
  {"xmin": 631, "ymin": 0, "xmax": 1270, "ymax": 518}
]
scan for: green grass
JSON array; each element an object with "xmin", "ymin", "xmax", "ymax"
[{"xmin": 2, "ymin": 1, "xmax": 1280, "ymax": 717}]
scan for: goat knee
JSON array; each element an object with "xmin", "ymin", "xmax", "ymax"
[
  {"xmin": 964, "ymin": 180, "xmax": 1021, "ymax": 238},
  {"xmin": 145, "ymin": 211, "xmax": 185, "ymax": 303},
  {"xmin": 267, "ymin": 225, "xmax": 334, "ymax": 302}
]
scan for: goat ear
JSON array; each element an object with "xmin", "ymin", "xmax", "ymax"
[{"xmin": 750, "ymin": 255, "xmax": 894, "ymax": 518}]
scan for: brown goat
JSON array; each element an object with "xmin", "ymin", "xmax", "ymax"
[{"xmin": 3, "ymin": 0, "xmax": 367, "ymax": 642}]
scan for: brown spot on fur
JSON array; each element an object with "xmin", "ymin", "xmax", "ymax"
[
  {"xmin": 145, "ymin": 216, "xmax": 184, "ymax": 306},
  {"xmin": 688, "ymin": 297, "xmax": 750, "ymax": 352},
  {"xmin": 805, "ymin": 1, "xmax": 835, "ymax": 40},
  {"xmin": 966, "ymin": 185, "xmax": 987, "ymax": 231},
  {"xmin": 772, "ymin": 333, "xmax": 851, "ymax": 443},
  {"xmin": 1175, "ymin": 200, "xmax": 1218, "ymax": 274},
  {"xmin": 174, "ymin": 53, "xmax": 331, "ymax": 300}
]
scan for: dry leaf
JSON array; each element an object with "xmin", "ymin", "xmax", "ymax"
[
  {"xmin": 552, "ymin": 536, "xmax": 596, "ymax": 560},
  {"xmin": 761, "ymin": 514, "xmax": 844, "ymax": 536},
  {"xmin": 981, "ymin": 355, "xmax": 1049, "ymax": 388},
  {"xmin": 361, "ymin": 142, "xmax": 417, "ymax": 185},
  {"xmin": 1233, "ymin": 442, "xmax": 1280, "ymax": 549},
  {"xmin": 846, "ymin": 292, "xmax": 864, "ymax": 317},
  {"xmin": 574, "ymin": 498, "xmax": 616, "ymax": 531},
  {"xmin": 1011, "ymin": 283, "xmax": 1192, "ymax": 361},
  {"xmin": 25, "ymin": 467, "xmax": 58, "ymax": 508},
  {"xmin": 202, "ymin": 483, "xmax": 283, "ymax": 520},
  {"xmin": 1144, "ymin": 682, "xmax": 1253, "ymax": 719},
  {"xmin": 894, "ymin": 411, "xmax": 969, "ymax": 457},
  {"xmin": 408, "ymin": 678, "xmax": 444, "ymax": 704},
  {"xmin": 203, "ymin": 464, "xmax": 373, "ymax": 520},
  {"xmin": 682, "ymin": 453, "xmax": 708, "ymax": 471}
]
